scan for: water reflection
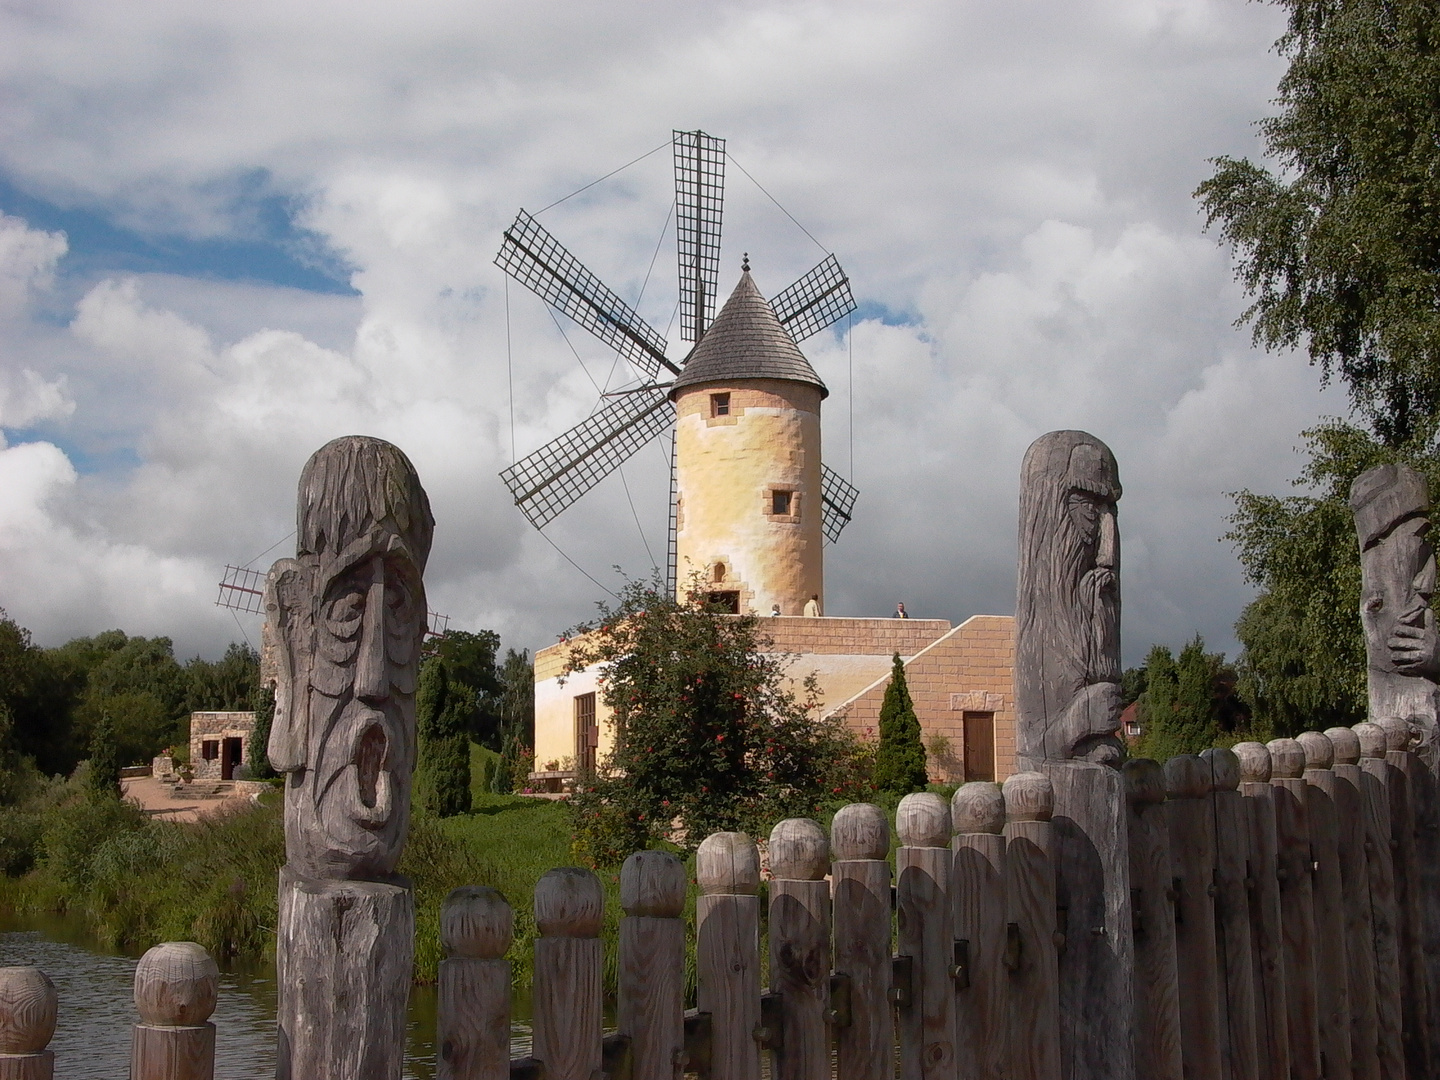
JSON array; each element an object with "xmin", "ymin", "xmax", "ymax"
[{"xmin": 0, "ymin": 914, "xmax": 533, "ymax": 1080}]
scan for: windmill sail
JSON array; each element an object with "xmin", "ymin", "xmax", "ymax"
[
  {"xmin": 820, "ymin": 463, "xmax": 859, "ymax": 544},
  {"xmin": 501, "ymin": 387, "xmax": 674, "ymax": 529},
  {"xmin": 674, "ymin": 130, "xmax": 726, "ymax": 343},
  {"xmin": 772, "ymin": 254, "xmax": 856, "ymax": 343},
  {"xmin": 496, "ymin": 210, "xmax": 679, "ymax": 380}
]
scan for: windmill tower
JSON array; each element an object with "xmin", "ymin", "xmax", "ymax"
[
  {"xmin": 494, "ymin": 131, "xmax": 858, "ymax": 611},
  {"xmin": 670, "ymin": 262, "xmax": 827, "ymax": 614}
]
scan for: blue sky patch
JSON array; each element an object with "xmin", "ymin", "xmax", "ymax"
[{"xmin": 0, "ymin": 173, "xmax": 358, "ymax": 296}]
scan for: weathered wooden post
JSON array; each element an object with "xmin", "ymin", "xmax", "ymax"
[
  {"xmin": 0, "ymin": 967, "xmax": 57, "ymax": 1080},
  {"xmin": 1013, "ymin": 430, "xmax": 1133, "ymax": 1080},
  {"xmin": 1355, "ymin": 720, "xmax": 1405, "ymax": 1080},
  {"xmin": 830, "ymin": 803, "xmax": 892, "ymax": 1080},
  {"xmin": 620, "ymin": 851, "xmax": 687, "ymax": 1080},
  {"xmin": 1270, "ymin": 736, "xmax": 1321, "ymax": 1080},
  {"xmin": 1234, "ymin": 742, "xmax": 1288, "ymax": 1080},
  {"xmin": 952, "ymin": 782, "xmax": 1007, "ymax": 1080},
  {"xmin": 1297, "ymin": 730, "xmax": 1352, "ymax": 1079},
  {"xmin": 437, "ymin": 886, "xmax": 512, "ymax": 1080},
  {"xmin": 533, "ymin": 867, "xmax": 604, "ymax": 1080},
  {"xmin": 264, "ymin": 438, "xmax": 433, "ymax": 1080},
  {"xmin": 696, "ymin": 831, "xmax": 761, "ymax": 1080},
  {"xmin": 1201, "ymin": 746, "xmax": 1259, "ymax": 1080},
  {"xmin": 1324, "ymin": 726, "xmax": 1380, "ymax": 1080},
  {"xmin": 1376, "ymin": 715, "xmax": 1432, "ymax": 1078},
  {"xmin": 768, "ymin": 820, "xmax": 830, "ymax": 1080},
  {"xmin": 130, "ymin": 941, "xmax": 219, "ymax": 1080},
  {"xmin": 1164, "ymin": 754, "xmax": 1222, "ymax": 1080},
  {"xmin": 897, "ymin": 792, "xmax": 955, "ymax": 1080},
  {"xmin": 1002, "ymin": 771, "xmax": 1060, "ymax": 1080},
  {"xmin": 1122, "ymin": 759, "xmax": 1182, "ymax": 1080}
]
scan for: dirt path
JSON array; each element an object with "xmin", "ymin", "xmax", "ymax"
[{"xmin": 121, "ymin": 776, "xmax": 253, "ymax": 824}]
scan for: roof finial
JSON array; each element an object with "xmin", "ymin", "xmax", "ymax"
[{"xmin": 742, "ymin": 252, "xmax": 750, "ymax": 273}]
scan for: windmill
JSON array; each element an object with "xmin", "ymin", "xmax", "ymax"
[{"xmin": 495, "ymin": 130, "xmax": 859, "ymax": 590}]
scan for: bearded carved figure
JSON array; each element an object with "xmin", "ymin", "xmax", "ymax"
[
  {"xmin": 1015, "ymin": 430, "xmax": 1123, "ymax": 767},
  {"xmin": 262, "ymin": 436, "xmax": 434, "ymax": 880},
  {"xmin": 1351, "ymin": 463, "xmax": 1440, "ymax": 767}
]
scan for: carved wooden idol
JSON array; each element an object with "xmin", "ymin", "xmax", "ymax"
[
  {"xmin": 263, "ymin": 435, "xmax": 434, "ymax": 1079},
  {"xmin": 1015, "ymin": 428, "xmax": 1124, "ymax": 767},
  {"xmin": 1014, "ymin": 429, "xmax": 1134, "ymax": 1080},
  {"xmin": 1351, "ymin": 462, "xmax": 1440, "ymax": 767}
]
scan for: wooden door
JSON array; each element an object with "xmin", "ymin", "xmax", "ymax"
[
  {"xmin": 963, "ymin": 711, "xmax": 995, "ymax": 782},
  {"xmin": 575, "ymin": 692, "xmax": 598, "ymax": 773}
]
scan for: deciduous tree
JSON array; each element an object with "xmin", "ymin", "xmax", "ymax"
[
  {"xmin": 1196, "ymin": 0, "xmax": 1440, "ymax": 445},
  {"xmin": 565, "ymin": 576, "xmax": 870, "ymax": 864}
]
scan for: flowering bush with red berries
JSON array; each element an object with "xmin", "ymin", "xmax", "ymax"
[{"xmin": 565, "ymin": 574, "xmax": 871, "ymax": 865}]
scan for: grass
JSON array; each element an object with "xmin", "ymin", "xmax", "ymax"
[{"xmin": 0, "ymin": 749, "xmax": 627, "ymax": 989}]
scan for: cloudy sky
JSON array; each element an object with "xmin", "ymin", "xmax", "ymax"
[{"xmin": 0, "ymin": 0, "xmax": 1345, "ymax": 666}]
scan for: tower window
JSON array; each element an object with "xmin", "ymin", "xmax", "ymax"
[
  {"xmin": 771, "ymin": 490, "xmax": 792, "ymax": 516},
  {"xmin": 711, "ymin": 393, "xmax": 730, "ymax": 417},
  {"xmin": 713, "ymin": 562, "xmax": 726, "ymax": 583}
]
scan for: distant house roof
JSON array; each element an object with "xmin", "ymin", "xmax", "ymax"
[{"xmin": 669, "ymin": 270, "xmax": 828, "ymax": 399}]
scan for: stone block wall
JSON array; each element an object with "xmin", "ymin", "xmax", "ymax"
[
  {"xmin": 829, "ymin": 615, "xmax": 1017, "ymax": 783},
  {"xmin": 189, "ymin": 711, "xmax": 256, "ymax": 781}
]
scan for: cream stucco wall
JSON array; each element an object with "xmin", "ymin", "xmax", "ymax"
[{"xmin": 673, "ymin": 379, "xmax": 823, "ymax": 615}]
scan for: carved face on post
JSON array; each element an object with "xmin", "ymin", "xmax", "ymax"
[
  {"xmin": 1015, "ymin": 430, "xmax": 1123, "ymax": 766},
  {"xmin": 262, "ymin": 437, "xmax": 434, "ymax": 880},
  {"xmin": 1351, "ymin": 463, "xmax": 1440, "ymax": 681}
]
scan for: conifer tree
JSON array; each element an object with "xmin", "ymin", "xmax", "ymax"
[
  {"xmin": 246, "ymin": 684, "xmax": 276, "ymax": 779},
  {"xmin": 873, "ymin": 654, "xmax": 928, "ymax": 795},
  {"xmin": 415, "ymin": 656, "xmax": 471, "ymax": 817},
  {"xmin": 88, "ymin": 710, "xmax": 121, "ymax": 800}
]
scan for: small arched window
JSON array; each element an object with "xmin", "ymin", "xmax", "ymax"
[{"xmin": 713, "ymin": 562, "xmax": 726, "ymax": 583}]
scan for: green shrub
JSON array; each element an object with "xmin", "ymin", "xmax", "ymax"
[
  {"xmin": 40, "ymin": 792, "xmax": 148, "ymax": 888},
  {"xmin": 0, "ymin": 808, "xmax": 43, "ymax": 875}
]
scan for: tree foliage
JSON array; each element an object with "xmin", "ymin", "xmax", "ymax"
[
  {"xmin": 564, "ymin": 576, "xmax": 871, "ymax": 865},
  {"xmin": 1196, "ymin": 0, "xmax": 1440, "ymax": 445},
  {"xmin": 1133, "ymin": 637, "xmax": 1250, "ymax": 761},
  {"xmin": 1226, "ymin": 419, "xmax": 1440, "ymax": 733},
  {"xmin": 873, "ymin": 654, "xmax": 928, "ymax": 795}
]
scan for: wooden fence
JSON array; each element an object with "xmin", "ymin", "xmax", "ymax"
[{"xmin": 2, "ymin": 720, "xmax": 1438, "ymax": 1080}]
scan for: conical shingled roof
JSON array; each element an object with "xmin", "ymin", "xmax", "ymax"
[{"xmin": 669, "ymin": 270, "xmax": 828, "ymax": 400}]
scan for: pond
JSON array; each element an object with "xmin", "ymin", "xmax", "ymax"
[{"xmin": 0, "ymin": 912, "xmax": 535, "ymax": 1080}]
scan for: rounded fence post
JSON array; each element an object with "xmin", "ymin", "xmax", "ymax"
[
  {"xmin": 1325, "ymin": 726, "xmax": 1380, "ymax": 1080},
  {"xmin": 1270, "ymin": 737, "xmax": 1322, "ymax": 1080},
  {"xmin": 1165, "ymin": 754, "xmax": 1222, "ymax": 1080},
  {"xmin": 130, "ymin": 941, "xmax": 219, "ymax": 1080},
  {"xmin": 1002, "ymin": 772, "xmax": 1059, "ymax": 1080},
  {"xmin": 1123, "ymin": 759, "xmax": 1182, "ymax": 1080},
  {"xmin": 952, "ymin": 782, "xmax": 1007, "ymax": 1080},
  {"xmin": 1376, "ymin": 715, "xmax": 1432, "ymax": 1078},
  {"xmin": 438, "ymin": 886, "xmax": 513, "ymax": 1080},
  {"xmin": 619, "ymin": 851, "xmax": 687, "ymax": 1080},
  {"xmin": 1234, "ymin": 741, "xmax": 1289, "ymax": 1080},
  {"xmin": 1200, "ymin": 746, "xmax": 1260, "ymax": 1080},
  {"xmin": 0, "ymin": 966, "xmax": 57, "ymax": 1080},
  {"xmin": 1356, "ymin": 720, "xmax": 1405, "ymax": 1080},
  {"xmin": 1298, "ymin": 730, "xmax": 1352, "ymax": 1080},
  {"xmin": 533, "ymin": 867, "xmax": 604, "ymax": 1080},
  {"xmin": 830, "ymin": 803, "xmax": 892, "ymax": 1080},
  {"xmin": 768, "ymin": 819, "xmax": 830, "ymax": 1080},
  {"xmin": 696, "ymin": 831, "xmax": 761, "ymax": 1080},
  {"xmin": 896, "ymin": 792, "xmax": 954, "ymax": 1080}
]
